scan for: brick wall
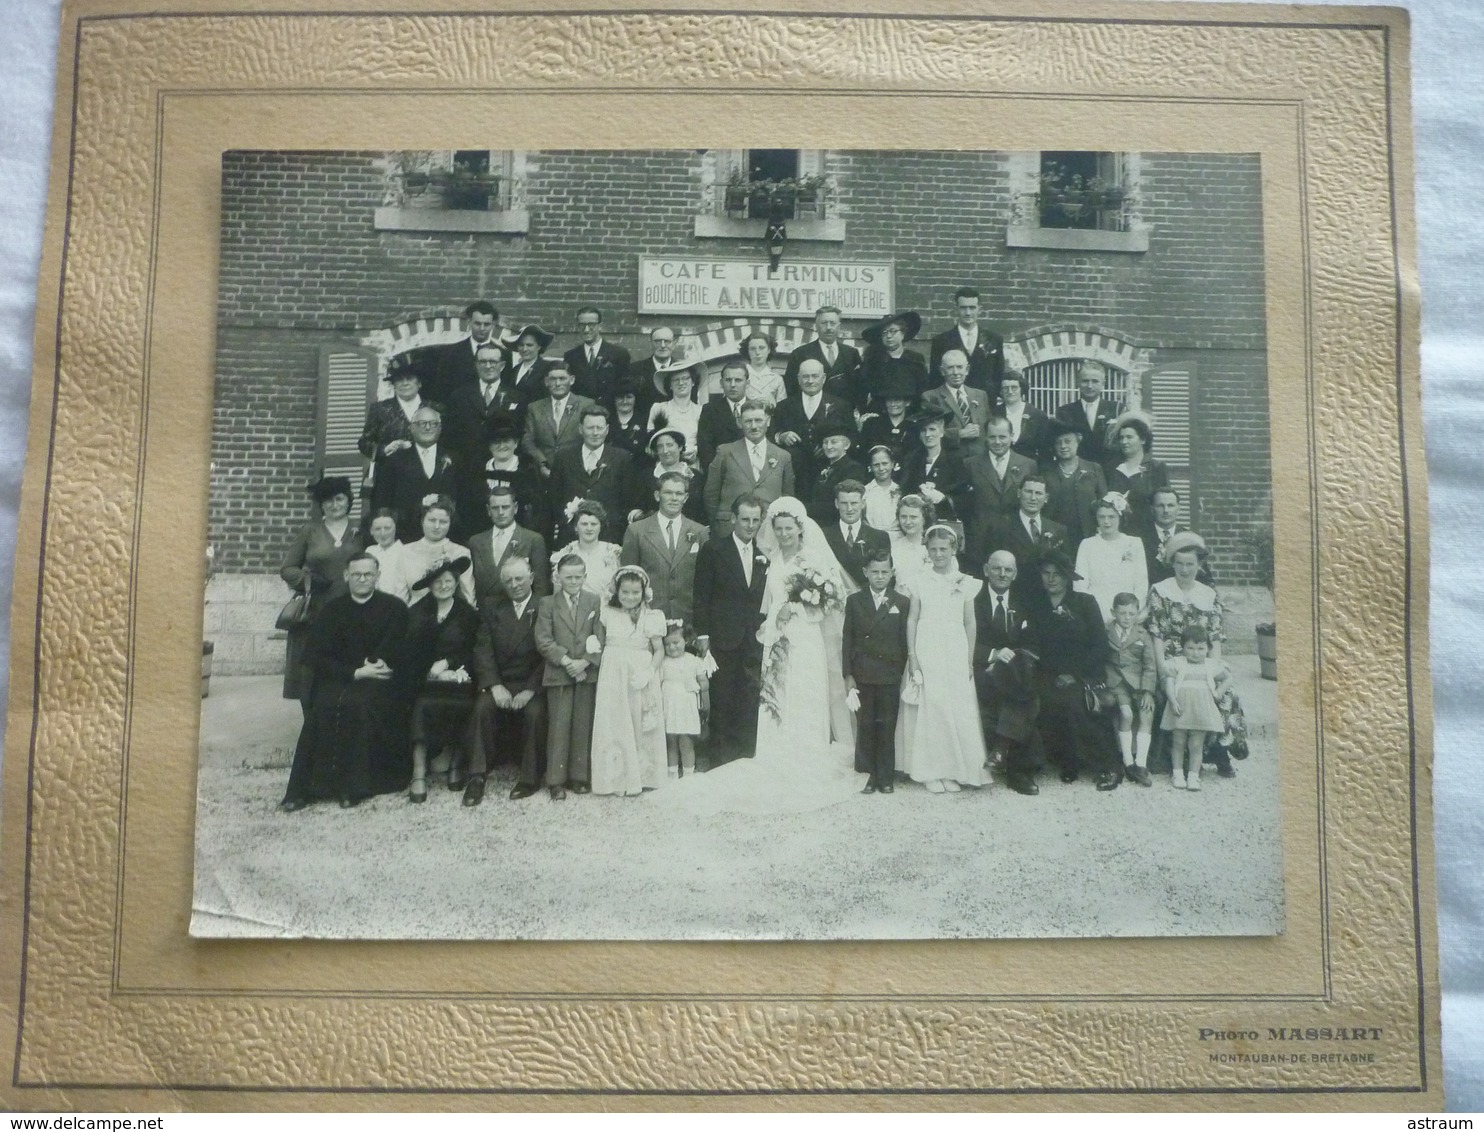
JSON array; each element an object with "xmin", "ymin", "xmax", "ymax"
[{"xmin": 211, "ymin": 149, "xmax": 1269, "ymax": 583}]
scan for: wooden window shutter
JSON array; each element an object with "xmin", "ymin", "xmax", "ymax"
[
  {"xmin": 316, "ymin": 345, "xmax": 379, "ymax": 496},
  {"xmin": 1143, "ymin": 362, "xmax": 1194, "ymax": 525}
]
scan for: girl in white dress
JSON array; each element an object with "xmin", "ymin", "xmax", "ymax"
[
  {"xmin": 1159, "ymin": 625, "xmax": 1231, "ymax": 791},
  {"xmin": 903, "ymin": 525, "xmax": 992, "ymax": 792},
  {"xmin": 654, "ymin": 497, "xmax": 863, "ymax": 814},
  {"xmin": 590, "ymin": 565, "xmax": 669, "ymax": 796},
  {"xmin": 888, "ymin": 493, "xmax": 935, "ymax": 599},
  {"xmin": 1074, "ymin": 494, "xmax": 1150, "ymax": 619},
  {"xmin": 658, "ymin": 620, "xmax": 712, "ymax": 779}
]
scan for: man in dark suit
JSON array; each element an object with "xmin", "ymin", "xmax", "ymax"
[
  {"xmin": 629, "ymin": 325, "xmax": 678, "ymax": 417},
  {"xmin": 547, "ymin": 405, "xmax": 643, "ymax": 544},
  {"xmin": 988, "ymin": 474, "xmax": 1070, "ymax": 604},
  {"xmin": 928, "ymin": 286, "xmax": 1005, "ymax": 395},
  {"xmin": 692, "ymin": 493, "xmax": 769, "ymax": 768},
  {"xmin": 842, "ymin": 548, "xmax": 910, "ymax": 793},
  {"xmin": 696, "ymin": 361, "xmax": 749, "ymax": 471},
  {"xmin": 1053, "ymin": 360, "xmax": 1123, "ymax": 466},
  {"xmin": 466, "ymin": 557, "xmax": 546, "ymax": 806},
  {"xmin": 446, "ymin": 344, "xmax": 528, "ymax": 495},
  {"xmin": 782, "ymin": 305, "xmax": 862, "ymax": 402},
  {"xmin": 822, "ymin": 479, "xmax": 891, "ymax": 591},
  {"xmin": 973, "ymin": 550, "xmax": 1042, "ymax": 796},
  {"xmin": 563, "ymin": 306, "xmax": 633, "ymax": 403},
  {"xmin": 620, "ymin": 471, "xmax": 709, "ymax": 623},
  {"xmin": 962, "ymin": 418, "xmax": 1038, "ymax": 569},
  {"xmin": 1142, "ymin": 487, "xmax": 1213, "ymax": 584},
  {"xmin": 427, "ymin": 299, "xmax": 508, "ymax": 406},
  {"xmin": 468, "ymin": 485, "xmax": 549, "ymax": 611},
  {"xmin": 770, "ymin": 358, "xmax": 856, "ymax": 492},
  {"xmin": 370, "ymin": 404, "xmax": 463, "ymax": 543}
]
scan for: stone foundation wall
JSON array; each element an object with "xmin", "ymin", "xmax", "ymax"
[{"xmin": 204, "ymin": 573, "xmax": 290, "ymax": 676}]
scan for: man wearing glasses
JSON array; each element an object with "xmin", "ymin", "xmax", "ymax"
[
  {"xmin": 562, "ymin": 306, "xmax": 632, "ymax": 403},
  {"xmin": 372, "ymin": 404, "xmax": 465, "ymax": 543}
]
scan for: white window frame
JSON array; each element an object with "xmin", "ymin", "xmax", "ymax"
[{"xmin": 1005, "ymin": 151, "xmax": 1150, "ymax": 253}]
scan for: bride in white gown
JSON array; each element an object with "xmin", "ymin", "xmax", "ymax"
[{"xmin": 655, "ymin": 497, "xmax": 865, "ymax": 815}]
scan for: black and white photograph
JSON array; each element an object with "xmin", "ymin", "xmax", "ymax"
[{"xmin": 193, "ymin": 146, "xmax": 1281, "ymax": 941}]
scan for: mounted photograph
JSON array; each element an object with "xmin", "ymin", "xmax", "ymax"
[{"xmin": 193, "ymin": 146, "xmax": 1280, "ymax": 941}]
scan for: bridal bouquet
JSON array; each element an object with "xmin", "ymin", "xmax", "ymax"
[{"xmin": 785, "ymin": 567, "xmax": 843, "ymax": 613}]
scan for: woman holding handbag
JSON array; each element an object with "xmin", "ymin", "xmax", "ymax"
[{"xmin": 278, "ymin": 475, "xmax": 366, "ymax": 714}]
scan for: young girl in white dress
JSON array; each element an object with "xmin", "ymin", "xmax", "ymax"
[
  {"xmin": 365, "ymin": 508, "xmax": 411, "ymax": 604},
  {"xmin": 658, "ymin": 620, "xmax": 712, "ymax": 779},
  {"xmin": 1159, "ymin": 625, "xmax": 1230, "ymax": 791},
  {"xmin": 902, "ymin": 524, "xmax": 991, "ymax": 792},
  {"xmin": 589, "ymin": 565, "xmax": 669, "ymax": 796}
]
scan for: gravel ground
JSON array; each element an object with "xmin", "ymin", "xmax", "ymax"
[{"xmin": 191, "ymin": 658, "xmax": 1282, "ymax": 940}]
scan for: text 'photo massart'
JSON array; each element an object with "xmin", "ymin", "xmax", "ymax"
[{"xmin": 194, "ymin": 148, "xmax": 1280, "ymax": 941}]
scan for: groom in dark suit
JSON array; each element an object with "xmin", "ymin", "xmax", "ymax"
[{"xmin": 692, "ymin": 493, "xmax": 769, "ymax": 768}]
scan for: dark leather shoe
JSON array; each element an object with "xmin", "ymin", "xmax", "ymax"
[
  {"xmin": 1007, "ymin": 773, "xmax": 1040, "ymax": 796},
  {"xmin": 861, "ymin": 780, "xmax": 878, "ymax": 794},
  {"xmin": 462, "ymin": 777, "xmax": 486, "ymax": 807},
  {"xmin": 1126, "ymin": 765, "xmax": 1153, "ymax": 787},
  {"xmin": 509, "ymin": 782, "xmax": 540, "ymax": 800},
  {"xmin": 1059, "ymin": 769, "xmax": 1078, "ymax": 784},
  {"xmin": 279, "ymin": 798, "xmax": 308, "ymax": 813},
  {"xmin": 569, "ymin": 782, "xmax": 591, "ymax": 795},
  {"xmin": 1096, "ymin": 773, "xmax": 1120, "ymax": 792},
  {"xmin": 448, "ymin": 769, "xmax": 466, "ymax": 792},
  {"xmin": 548, "ymin": 785, "xmax": 568, "ymax": 801},
  {"xmin": 878, "ymin": 782, "xmax": 894, "ymax": 794},
  {"xmin": 1217, "ymin": 765, "xmax": 1237, "ymax": 779}
]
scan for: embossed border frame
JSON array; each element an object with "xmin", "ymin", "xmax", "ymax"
[{"xmin": 0, "ymin": 0, "xmax": 1435, "ymax": 1109}]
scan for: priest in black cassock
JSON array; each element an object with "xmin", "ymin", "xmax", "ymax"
[{"xmin": 281, "ymin": 551, "xmax": 412, "ymax": 810}]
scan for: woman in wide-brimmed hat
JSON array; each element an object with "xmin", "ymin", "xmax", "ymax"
[
  {"xmin": 402, "ymin": 555, "xmax": 480, "ymax": 803},
  {"xmin": 858, "ymin": 311, "xmax": 929, "ymax": 412},
  {"xmin": 857, "ymin": 365, "xmax": 921, "ymax": 459},
  {"xmin": 630, "ymin": 427, "xmax": 708, "ymax": 525},
  {"xmin": 1026, "ymin": 547, "xmax": 1123, "ymax": 792},
  {"xmin": 504, "ymin": 324, "xmax": 558, "ymax": 403},
  {"xmin": 646, "ymin": 350, "xmax": 706, "ymax": 458},
  {"xmin": 278, "ymin": 474, "xmax": 367, "ymax": 711},
  {"xmin": 1103, "ymin": 409, "xmax": 1171, "ymax": 539}
]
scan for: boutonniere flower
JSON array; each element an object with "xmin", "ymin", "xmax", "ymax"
[
  {"xmin": 440, "ymin": 455, "xmax": 454, "ymax": 473},
  {"xmin": 767, "ymin": 457, "xmax": 779, "ymax": 469}
]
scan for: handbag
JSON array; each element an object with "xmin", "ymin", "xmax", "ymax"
[{"xmin": 275, "ymin": 575, "xmax": 312, "ymax": 631}]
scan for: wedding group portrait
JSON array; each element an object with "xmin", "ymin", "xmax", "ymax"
[{"xmin": 193, "ymin": 147, "xmax": 1282, "ymax": 940}]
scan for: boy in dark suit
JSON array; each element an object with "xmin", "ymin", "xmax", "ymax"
[{"xmin": 842, "ymin": 548, "xmax": 911, "ymax": 794}]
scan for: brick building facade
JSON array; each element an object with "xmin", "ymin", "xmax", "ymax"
[{"xmin": 207, "ymin": 148, "xmax": 1269, "ymax": 674}]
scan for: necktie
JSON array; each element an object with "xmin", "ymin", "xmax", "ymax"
[
  {"xmin": 997, "ymin": 595, "xmax": 1009, "ymax": 637},
  {"xmin": 956, "ymin": 389, "xmax": 968, "ymax": 418},
  {"xmin": 588, "ymin": 346, "xmax": 597, "ymax": 365},
  {"xmin": 846, "ymin": 524, "xmax": 857, "ymax": 544},
  {"xmin": 484, "ymin": 384, "xmax": 496, "ymax": 406},
  {"xmin": 569, "ymin": 594, "xmax": 579, "ymax": 617},
  {"xmin": 1030, "ymin": 517, "xmax": 1041, "ymax": 542},
  {"xmin": 732, "ymin": 400, "xmax": 742, "ymax": 421},
  {"xmin": 750, "ymin": 445, "xmax": 764, "ymax": 477},
  {"xmin": 553, "ymin": 400, "xmax": 565, "ymax": 428},
  {"xmin": 875, "ymin": 593, "xmax": 885, "ymax": 611},
  {"xmin": 740, "ymin": 541, "xmax": 752, "ymax": 585},
  {"xmin": 666, "ymin": 519, "xmax": 677, "ymax": 553},
  {"xmin": 824, "ymin": 344, "xmax": 835, "ymax": 366}
]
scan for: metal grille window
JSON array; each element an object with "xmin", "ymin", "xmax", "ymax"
[{"xmin": 1022, "ymin": 358, "xmax": 1129, "ymax": 417}]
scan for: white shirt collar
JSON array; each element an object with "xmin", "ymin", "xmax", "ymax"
[{"xmin": 512, "ymin": 594, "xmax": 530, "ymax": 618}]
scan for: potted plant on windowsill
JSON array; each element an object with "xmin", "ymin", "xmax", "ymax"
[
  {"xmin": 1037, "ymin": 169, "xmax": 1126, "ymax": 228},
  {"xmin": 1244, "ymin": 524, "xmax": 1277, "ymax": 680},
  {"xmin": 725, "ymin": 173, "xmax": 829, "ymax": 219},
  {"xmin": 402, "ymin": 166, "xmax": 503, "ymax": 211}
]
